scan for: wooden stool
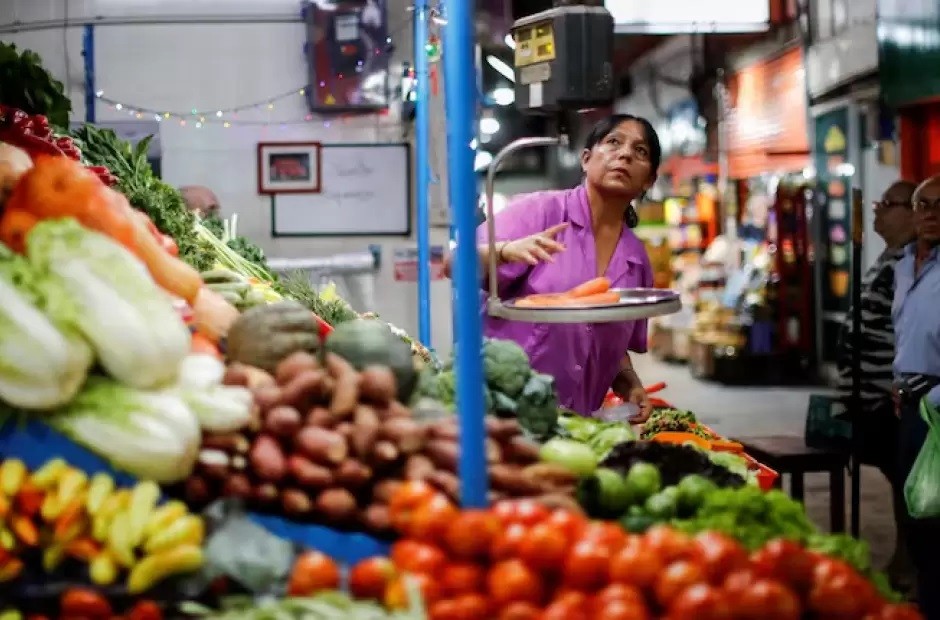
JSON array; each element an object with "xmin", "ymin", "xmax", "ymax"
[{"xmin": 735, "ymin": 435, "xmax": 848, "ymax": 533}]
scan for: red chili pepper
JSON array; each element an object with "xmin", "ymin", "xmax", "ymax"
[{"xmin": 314, "ymin": 314, "xmax": 333, "ymax": 340}]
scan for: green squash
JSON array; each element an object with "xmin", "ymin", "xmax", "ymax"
[
  {"xmin": 226, "ymin": 301, "xmax": 321, "ymax": 374},
  {"xmin": 324, "ymin": 319, "xmax": 418, "ymax": 402}
]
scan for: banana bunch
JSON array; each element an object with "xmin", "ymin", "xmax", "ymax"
[
  {"xmin": 201, "ymin": 267, "xmax": 282, "ymax": 311},
  {"xmin": 0, "ymin": 458, "xmax": 205, "ymax": 594}
]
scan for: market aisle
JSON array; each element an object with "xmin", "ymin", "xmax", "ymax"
[{"xmin": 632, "ymin": 354, "xmax": 898, "ymax": 568}]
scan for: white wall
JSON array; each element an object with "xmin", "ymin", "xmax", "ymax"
[
  {"xmin": 2, "ymin": 0, "xmax": 457, "ymax": 356},
  {"xmin": 805, "ymin": 0, "xmax": 878, "ymax": 99}
]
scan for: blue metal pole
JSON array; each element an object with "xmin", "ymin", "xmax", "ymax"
[
  {"xmin": 82, "ymin": 25, "xmax": 96, "ymax": 123},
  {"xmin": 414, "ymin": 0, "xmax": 432, "ymax": 348},
  {"xmin": 442, "ymin": 0, "xmax": 488, "ymax": 508}
]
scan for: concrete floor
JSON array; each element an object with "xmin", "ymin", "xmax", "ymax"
[{"xmin": 632, "ymin": 354, "xmax": 899, "ymax": 570}]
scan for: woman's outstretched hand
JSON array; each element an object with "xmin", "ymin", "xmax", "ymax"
[{"xmin": 501, "ymin": 222, "xmax": 569, "ymax": 265}]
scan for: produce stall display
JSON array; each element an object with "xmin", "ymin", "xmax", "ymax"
[{"xmin": 0, "ymin": 46, "xmax": 925, "ymax": 619}]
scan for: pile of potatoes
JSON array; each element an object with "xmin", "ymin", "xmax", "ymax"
[{"xmin": 182, "ymin": 352, "xmax": 580, "ymax": 535}]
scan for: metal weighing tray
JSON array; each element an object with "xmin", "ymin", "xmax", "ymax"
[
  {"xmin": 482, "ymin": 136, "xmax": 682, "ymax": 325},
  {"xmin": 488, "ymin": 288, "xmax": 681, "ymax": 323}
]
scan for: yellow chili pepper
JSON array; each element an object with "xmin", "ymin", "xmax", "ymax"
[
  {"xmin": 143, "ymin": 515, "xmax": 204, "ymax": 554},
  {"xmin": 143, "ymin": 500, "xmax": 188, "ymax": 540},
  {"xmin": 30, "ymin": 459, "xmax": 68, "ymax": 490},
  {"xmin": 127, "ymin": 544, "xmax": 204, "ymax": 594},
  {"xmin": 0, "ymin": 460, "xmax": 27, "ymax": 497},
  {"xmin": 85, "ymin": 473, "xmax": 115, "ymax": 516},
  {"xmin": 107, "ymin": 512, "xmax": 136, "ymax": 568},
  {"xmin": 90, "ymin": 551, "xmax": 118, "ymax": 586},
  {"xmin": 126, "ymin": 481, "xmax": 160, "ymax": 547}
]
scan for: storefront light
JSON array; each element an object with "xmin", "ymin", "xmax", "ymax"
[
  {"xmin": 480, "ymin": 117, "xmax": 501, "ymax": 135},
  {"xmin": 491, "ymin": 87, "xmax": 515, "ymax": 106},
  {"xmin": 474, "ymin": 150, "xmax": 494, "ymax": 171},
  {"xmin": 834, "ymin": 163, "xmax": 856, "ymax": 177},
  {"xmin": 504, "ymin": 34, "xmax": 515, "ymax": 50}
]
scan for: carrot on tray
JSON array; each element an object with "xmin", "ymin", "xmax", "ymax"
[
  {"xmin": 566, "ymin": 276, "xmax": 611, "ymax": 298},
  {"xmin": 515, "ymin": 290, "xmax": 620, "ymax": 308}
]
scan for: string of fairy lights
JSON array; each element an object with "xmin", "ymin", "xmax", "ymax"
[{"xmin": 93, "ymin": 6, "xmax": 445, "ymax": 129}]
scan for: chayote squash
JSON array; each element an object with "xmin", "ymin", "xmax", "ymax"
[
  {"xmin": 226, "ymin": 301, "xmax": 321, "ymax": 374},
  {"xmin": 324, "ymin": 319, "xmax": 418, "ymax": 402}
]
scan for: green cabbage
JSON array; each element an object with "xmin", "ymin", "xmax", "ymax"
[
  {"xmin": 0, "ymin": 244, "xmax": 92, "ymax": 409},
  {"xmin": 26, "ymin": 219, "xmax": 190, "ymax": 389}
]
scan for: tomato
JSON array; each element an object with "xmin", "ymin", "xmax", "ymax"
[
  {"xmin": 491, "ymin": 522, "xmax": 529, "ymax": 561},
  {"xmin": 444, "ymin": 510, "xmax": 501, "ymax": 559},
  {"xmin": 388, "ymin": 481, "xmax": 438, "ymax": 533},
  {"xmin": 498, "ymin": 602, "xmax": 542, "ymax": 620},
  {"xmin": 287, "ymin": 551, "xmax": 340, "ymax": 596},
  {"xmin": 810, "ymin": 556, "xmax": 856, "ymax": 585},
  {"xmin": 543, "ymin": 598, "xmax": 590, "ymax": 620},
  {"xmin": 691, "ymin": 532, "xmax": 748, "ymax": 584},
  {"xmin": 545, "ymin": 509, "xmax": 588, "ymax": 540},
  {"xmin": 591, "ymin": 583, "xmax": 645, "ymax": 613},
  {"xmin": 733, "ymin": 579, "xmax": 801, "ymax": 620},
  {"xmin": 127, "ymin": 601, "xmax": 163, "ymax": 620},
  {"xmin": 60, "ymin": 588, "xmax": 113, "ymax": 617},
  {"xmin": 450, "ymin": 593, "xmax": 491, "ymax": 620},
  {"xmin": 808, "ymin": 572, "xmax": 877, "ymax": 618},
  {"xmin": 441, "ymin": 562, "xmax": 487, "ymax": 596},
  {"xmin": 667, "ymin": 583, "xmax": 733, "ymax": 620},
  {"xmin": 410, "ymin": 494, "xmax": 459, "ymax": 543},
  {"xmin": 866, "ymin": 603, "xmax": 926, "ymax": 620},
  {"xmin": 595, "ymin": 598, "xmax": 651, "ymax": 620},
  {"xmin": 386, "ymin": 573, "xmax": 442, "ymax": 610},
  {"xmin": 580, "ymin": 522, "xmax": 628, "ymax": 551},
  {"xmin": 654, "ymin": 560, "xmax": 707, "ymax": 607},
  {"xmin": 390, "ymin": 540, "xmax": 447, "ymax": 575},
  {"xmin": 721, "ymin": 568, "xmax": 760, "ymax": 598},
  {"xmin": 643, "ymin": 526, "xmax": 693, "ymax": 563},
  {"xmin": 750, "ymin": 539, "xmax": 815, "ymax": 590},
  {"xmin": 518, "ymin": 521, "xmax": 571, "ymax": 571},
  {"xmin": 492, "ymin": 499, "xmax": 549, "ymax": 526},
  {"xmin": 609, "ymin": 541, "xmax": 665, "ymax": 589},
  {"xmin": 553, "ymin": 590, "xmax": 589, "ymax": 607},
  {"xmin": 563, "ymin": 540, "xmax": 613, "ymax": 591},
  {"xmin": 349, "ymin": 557, "xmax": 396, "ymax": 600},
  {"xmin": 487, "ymin": 559, "xmax": 544, "ymax": 607}
]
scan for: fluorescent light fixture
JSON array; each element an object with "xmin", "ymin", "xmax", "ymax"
[
  {"xmin": 605, "ymin": 0, "xmax": 770, "ymax": 34},
  {"xmin": 486, "ymin": 55, "xmax": 516, "ymax": 83},
  {"xmin": 504, "ymin": 33, "xmax": 516, "ymax": 49},
  {"xmin": 480, "ymin": 117, "xmax": 500, "ymax": 135},
  {"xmin": 491, "ymin": 87, "xmax": 515, "ymax": 106},
  {"xmin": 474, "ymin": 151, "xmax": 494, "ymax": 171},
  {"xmin": 470, "ymin": 138, "xmax": 479, "ymax": 150}
]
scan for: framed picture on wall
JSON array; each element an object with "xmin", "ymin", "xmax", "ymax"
[{"xmin": 257, "ymin": 141, "xmax": 323, "ymax": 194}]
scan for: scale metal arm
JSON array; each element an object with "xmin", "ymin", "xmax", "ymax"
[{"xmin": 481, "ymin": 136, "xmax": 681, "ymax": 324}]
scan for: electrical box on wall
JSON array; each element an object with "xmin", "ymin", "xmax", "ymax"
[
  {"xmin": 510, "ymin": 5, "xmax": 614, "ymax": 113},
  {"xmin": 303, "ymin": 0, "xmax": 391, "ymax": 112}
]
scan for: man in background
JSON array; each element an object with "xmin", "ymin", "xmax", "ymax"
[
  {"xmin": 180, "ymin": 185, "xmax": 221, "ymax": 219},
  {"xmin": 892, "ymin": 175, "xmax": 940, "ymax": 617},
  {"xmin": 837, "ymin": 180, "xmax": 917, "ymax": 590}
]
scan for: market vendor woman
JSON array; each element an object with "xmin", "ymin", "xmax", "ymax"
[{"xmin": 472, "ymin": 114, "xmax": 660, "ymax": 417}]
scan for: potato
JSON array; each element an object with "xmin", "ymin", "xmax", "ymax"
[
  {"xmin": 295, "ymin": 427, "xmax": 348, "ymax": 465},
  {"xmin": 427, "ymin": 419, "xmax": 459, "ymax": 441},
  {"xmin": 360, "ymin": 505, "xmax": 391, "ymax": 533},
  {"xmin": 505, "ymin": 436, "xmax": 541, "ymax": 464},
  {"xmin": 222, "ymin": 474, "xmax": 253, "ymax": 500},
  {"xmin": 252, "ymin": 483, "xmax": 279, "ymax": 507},
  {"xmin": 264, "ymin": 405, "xmax": 303, "ymax": 438},
  {"xmin": 485, "ymin": 438, "xmax": 502, "ymax": 464},
  {"xmin": 351, "ymin": 405, "xmax": 381, "ymax": 458},
  {"xmin": 184, "ymin": 476, "xmax": 211, "ymax": 505},
  {"xmin": 485, "ymin": 417, "xmax": 522, "ymax": 442},
  {"xmin": 287, "ymin": 456, "xmax": 333, "ymax": 489},
  {"xmin": 326, "ymin": 355, "xmax": 360, "ymax": 417},
  {"xmin": 489, "ymin": 464, "xmax": 542, "ymax": 496},
  {"xmin": 281, "ymin": 489, "xmax": 314, "ymax": 517},
  {"xmin": 424, "ymin": 440, "xmax": 459, "ymax": 471},
  {"xmin": 426, "ymin": 470, "xmax": 460, "ymax": 502},
  {"xmin": 358, "ymin": 365, "xmax": 397, "ymax": 404},
  {"xmin": 334, "ymin": 459, "xmax": 373, "ymax": 488},
  {"xmin": 404, "ymin": 454, "xmax": 435, "ymax": 481},
  {"xmin": 378, "ymin": 400, "xmax": 412, "ymax": 421},
  {"xmin": 306, "ymin": 407, "xmax": 334, "ymax": 429},
  {"xmin": 275, "ymin": 351, "xmax": 320, "ymax": 386},
  {"xmin": 521, "ymin": 463, "xmax": 579, "ymax": 492},
  {"xmin": 335, "ymin": 421, "xmax": 355, "ymax": 443},
  {"xmin": 225, "ymin": 363, "xmax": 276, "ymax": 389},
  {"xmin": 202, "ymin": 433, "xmax": 251, "ymax": 455},
  {"xmin": 370, "ymin": 441, "xmax": 400, "ymax": 467},
  {"xmin": 252, "ymin": 385, "xmax": 284, "ymax": 412},
  {"xmin": 379, "ymin": 418, "xmax": 427, "ymax": 455},
  {"xmin": 280, "ymin": 369, "xmax": 328, "ymax": 412},
  {"xmin": 535, "ymin": 493, "xmax": 584, "ymax": 515},
  {"xmin": 249, "ymin": 435, "xmax": 287, "ymax": 482},
  {"xmin": 372, "ymin": 479, "xmax": 403, "ymax": 504},
  {"xmin": 315, "ymin": 488, "xmax": 358, "ymax": 522}
]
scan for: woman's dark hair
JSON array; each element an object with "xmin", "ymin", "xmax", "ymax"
[{"xmin": 583, "ymin": 114, "xmax": 662, "ymax": 228}]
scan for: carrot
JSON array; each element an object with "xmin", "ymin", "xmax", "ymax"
[
  {"xmin": 568, "ymin": 291, "xmax": 620, "ymax": 306},
  {"xmin": 0, "ymin": 208, "xmax": 39, "ymax": 253},
  {"xmin": 566, "ymin": 276, "xmax": 611, "ymax": 298},
  {"xmin": 644, "ymin": 382, "xmax": 667, "ymax": 395},
  {"xmin": 516, "ymin": 291, "xmax": 619, "ymax": 307},
  {"xmin": 128, "ymin": 209, "xmax": 203, "ymax": 304}
]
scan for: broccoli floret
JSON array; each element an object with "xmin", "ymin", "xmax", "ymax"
[
  {"xmin": 491, "ymin": 390, "xmax": 518, "ymax": 416},
  {"xmin": 516, "ymin": 372, "xmax": 559, "ymax": 440},
  {"xmin": 482, "ymin": 338, "xmax": 531, "ymax": 397}
]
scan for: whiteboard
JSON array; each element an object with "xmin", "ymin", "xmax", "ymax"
[{"xmin": 272, "ymin": 143, "xmax": 411, "ymax": 236}]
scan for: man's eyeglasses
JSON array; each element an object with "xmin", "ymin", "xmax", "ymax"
[
  {"xmin": 913, "ymin": 198, "xmax": 940, "ymax": 214},
  {"xmin": 873, "ymin": 200, "xmax": 911, "ymax": 210}
]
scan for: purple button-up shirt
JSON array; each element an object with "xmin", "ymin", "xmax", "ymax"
[{"xmin": 477, "ymin": 184, "xmax": 653, "ymax": 414}]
